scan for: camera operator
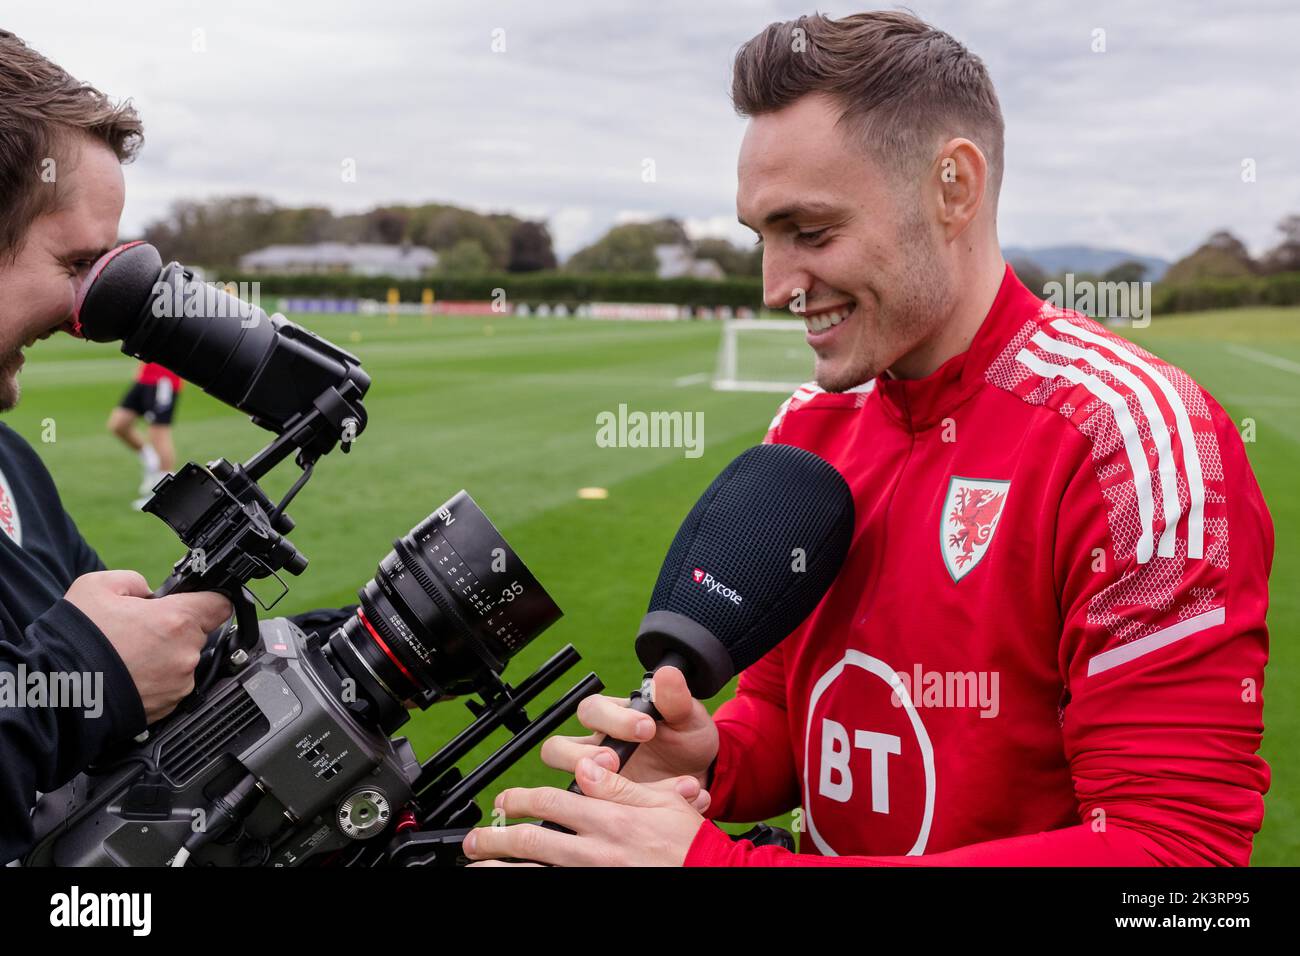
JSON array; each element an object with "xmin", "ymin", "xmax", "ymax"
[{"xmin": 0, "ymin": 31, "xmax": 232, "ymax": 862}]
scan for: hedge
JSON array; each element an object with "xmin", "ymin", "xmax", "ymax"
[
  {"xmin": 1152, "ymin": 271, "xmax": 1300, "ymax": 314},
  {"xmin": 217, "ymin": 271, "xmax": 765, "ymax": 309},
  {"xmin": 214, "ymin": 269, "xmax": 1300, "ymax": 316}
]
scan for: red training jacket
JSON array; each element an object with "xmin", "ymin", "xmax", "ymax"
[
  {"xmin": 683, "ymin": 264, "xmax": 1272, "ymax": 866},
  {"xmin": 135, "ymin": 362, "xmax": 183, "ymax": 391}
]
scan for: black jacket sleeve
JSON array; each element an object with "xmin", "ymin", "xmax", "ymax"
[
  {"xmin": 0, "ymin": 600, "xmax": 146, "ymax": 863},
  {"xmin": 63, "ymin": 511, "xmax": 106, "ymax": 578}
]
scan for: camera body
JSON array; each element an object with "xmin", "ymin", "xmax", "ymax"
[
  {"xmin": 26, "ymin": 615, "xmax": 423, "ymax": 867},
  {"xmin": 25, "ymin": 487, "xmax": 597, "ymax": 868},
  {"xmin": 30, "ymin": 244, "xmax": 602, "ymax": 867}
]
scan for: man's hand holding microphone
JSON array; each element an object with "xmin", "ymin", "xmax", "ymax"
[
  {"xmin": 542, "ymin": 665, "xmax": 718, "ymax": 812},
  {"xmin": 463, "ymin": 444, "xmax": 855, "ymax": 866}
]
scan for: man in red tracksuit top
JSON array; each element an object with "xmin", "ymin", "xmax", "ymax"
[
  {"xmin": 461, "ymin": 11, "xmax": 1271, "ymax": 867},
  {"xmin": 679, "ymin": 261, "xmax": 1271, "ymax": 866}
]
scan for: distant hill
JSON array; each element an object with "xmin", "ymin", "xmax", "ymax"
[{"xmin": 1002, "ymin": 245, "xmax": 1170, "ymax": 282}]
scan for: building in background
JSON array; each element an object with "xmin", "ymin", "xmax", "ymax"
[
  {"xmin": 239, "ymin": 242, "xmax": 439, "ymax": 278},
  {"xmin": 654, "ymin": 244, "xmax": 726, "ymax": 280}
]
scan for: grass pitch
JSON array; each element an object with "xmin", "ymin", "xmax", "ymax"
[{"xmin": 7, "ymin": 305, "xmax": 1295, "ymax": 863}]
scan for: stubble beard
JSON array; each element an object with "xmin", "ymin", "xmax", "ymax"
[
  {"xmin": 0, "ymin": 351, "xmax": 19, "ymax": 412},
  {"xmin": 817, "ymin": 211, "xmax": 954, "ymax": 393}
]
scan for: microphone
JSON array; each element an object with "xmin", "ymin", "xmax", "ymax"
[{"xmin": 551, "ymin": 442, "xmax": 854, "ymax": 813}]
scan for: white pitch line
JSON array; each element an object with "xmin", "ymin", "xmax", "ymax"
[
  {"xmin": 673, "ymin": 372, "xmax": 710, "ymax": 386},
  {"xmin": 1227, "ymin": 344, "xmax": 1300, "ymax": 375}
]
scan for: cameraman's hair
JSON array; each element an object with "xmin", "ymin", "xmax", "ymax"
[
  {"xmin": 731, "ymin": 10, "xmax": 1004, "ymax": 205},
  {"xmin": 0, "ymin": 30, "xmax": 143, "ymax": 262}
]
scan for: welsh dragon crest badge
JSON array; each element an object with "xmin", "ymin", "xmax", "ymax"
[{"xmin": 941, "ymin": 476, "xmax": 1009, "ymax": 582}]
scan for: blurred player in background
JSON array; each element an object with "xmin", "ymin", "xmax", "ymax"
[{"xmin": 107, "ymin": 361, "xmax": 183, "ymax": 508}]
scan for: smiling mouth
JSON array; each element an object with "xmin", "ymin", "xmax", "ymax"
[{"xmin": 801, "ymin": 302, "xmax": 856, "ymax": 334}]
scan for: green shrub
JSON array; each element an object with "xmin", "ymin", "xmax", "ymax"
[
  {"xmin": 222, "ymin": 271, "xmax": 765, "ymax": 309},
  {"xmin": 1152, "ymin": 271, "xmax": 1300, "ymax": 314}
]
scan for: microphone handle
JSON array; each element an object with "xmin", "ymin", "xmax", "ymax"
[
  {"xmin": 566, "ymin": 694, "xmax": 660, "ymax": 793},
  {"xmin": 538, "ymin": 695, "xmax": 659, "ymax": 834},
  {"xmin": 540, "ymin": 650, "xmax": 689, "ymax": 833}
]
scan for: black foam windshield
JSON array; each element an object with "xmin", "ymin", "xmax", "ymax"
[{"xmin": 646, "ymin": 443, "xmax": 854, "ymax": 673}]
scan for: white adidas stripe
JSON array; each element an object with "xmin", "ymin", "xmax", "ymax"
[
  {"xmin": 1030, "ymin": 331, "xmax": 1181, "ymax": 559},
  {"xmin": 1086, "ymin": 606, "xmax": 1226, "ymax": 676},
  {"xmin": 1016, "ymin": 348, "xmax": 1158, "ymax": 563},
  {"xmin": 766, "ymin": 397, "xmax": 794, "ymax": 436},
  {"xmin": 766, "ymin": 380, "xmax": 875, "ymax": 435},
  {"xmin": 769, "ymin": 382, "xmax": 817, "ymax": 434},
  {"xmin": 1051, "ymin": 319, "xmax": 1205, "ymax": 559}
]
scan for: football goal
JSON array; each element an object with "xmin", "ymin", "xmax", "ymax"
[{"xmin": 712, "ymin": 317, "xmax": 812, "ymax": 393}]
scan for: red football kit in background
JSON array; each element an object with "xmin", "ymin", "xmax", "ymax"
[
  {"xmin": 683, "ymin": 265, "xmax": 1272, "ymax": 866},
  {"xmin": 135, "ymin": 362, "xmax": 183, "ymax": 391}
]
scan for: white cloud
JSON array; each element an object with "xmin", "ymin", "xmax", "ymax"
[
  {"xmin": 684, "ymin": 215, "xmax": 752, "ymax": 246},
  {"xmin": 6, "ymin": 0, "xmax": 1297, "ymax": 262}
]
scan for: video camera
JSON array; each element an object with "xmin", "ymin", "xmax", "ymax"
[{"xmin": 24, "ymin": 244, "xmax": 601, "ymax": 866}]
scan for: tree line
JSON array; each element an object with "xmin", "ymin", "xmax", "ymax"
[
  {"xmin": 139, "ymin": 197, "xmax": 1300, "ymax": 313},
  {"xmin": 141, "ymin": 197, "xmax": 559, "ymax": 273},
  {"xmin": 139, "ymin": 199, "xmax": 762, "ymax": 277},
  {"xmin": 1010, "ymin": 215, "xmax": 1300, "ymax": 291}
]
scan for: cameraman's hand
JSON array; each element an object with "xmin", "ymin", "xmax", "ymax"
[
  {"xmin": 65, "ymin": 570, "xmax": 233, "ymax": 724},
  {"xmin": 540, "ymin": 665, "xmax": 718, "ymax": 798}
]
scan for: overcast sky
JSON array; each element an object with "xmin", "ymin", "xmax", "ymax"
[{"xmin": 6, "ymin": 0, "xmax": 1298, "ymax": 260}]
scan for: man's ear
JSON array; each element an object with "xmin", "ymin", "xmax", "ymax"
[{"xmin": 932, "ymin": 138, "xmax": 988, "ymax": 241}]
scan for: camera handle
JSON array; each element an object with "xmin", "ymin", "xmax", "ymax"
[
  {"xmin": 129, "ymin": 382, "xmax": 365, "ymax": 742},
  {"xmin": 143, "ymin": 380, "xmax": 366, "ymax": 603}
]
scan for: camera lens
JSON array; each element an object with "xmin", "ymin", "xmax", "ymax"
[
  {"xmin": 329, "ymin": 491, "xmax": 562, "ymax": 708},
  {"xmin": 75, "ymin": 242, "xmax": 370, "ymax": 434}
]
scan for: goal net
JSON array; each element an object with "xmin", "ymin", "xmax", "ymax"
[{"xmin": 712, "ymin": 318, "xmax": 812, "ymax": 393}]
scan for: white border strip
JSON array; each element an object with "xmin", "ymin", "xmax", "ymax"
[{"xmin": 1086, "ymin": 606, "xmax": 1226, "ymax": 676}]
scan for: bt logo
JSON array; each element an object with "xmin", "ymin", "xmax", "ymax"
[
  {"xmin": 803, "ymin": 650, "xmax": 936, "ymax": 856},
  {"xmin": 819, "ymin": 719, "xmax": 901, "ymax": 813}
]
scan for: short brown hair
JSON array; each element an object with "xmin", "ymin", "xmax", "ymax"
[
  {"xmin": 732, "ymin": 11, "xmax": 1004, "ymax": 204},
  {"xmin": 0, "ymin": 30, "xmax": 143, "ymax": 261}
]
